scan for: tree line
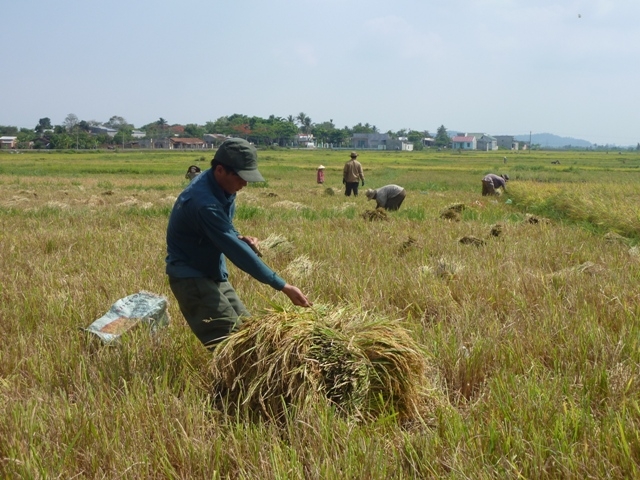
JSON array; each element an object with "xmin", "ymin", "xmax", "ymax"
[{"xmin": 0, "ymin": 113, "xmax": 452, "ymax": 150}]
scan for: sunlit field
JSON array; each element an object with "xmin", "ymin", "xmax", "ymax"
[{"xmin": 2, "ymin": 147, "xmax": 640, "ymax": 478}]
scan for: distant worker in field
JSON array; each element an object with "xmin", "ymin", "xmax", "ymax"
[
  {"xmin": 316, "ymin": 164, "xmax": 325, "ymax": 184},
  {"xmin": 343, "ymin": 151, "xmax": 365, "ymax": 196},
  {"xmin": 185, "ymin": 165, "xmax": 202, "ymax": 181},
  {"xmin": 365, "ymin": 185, "xmax": 407, "ymax": 211},
  {"xmin": 166, "ymin": 138, "xmax": 312, "ymax": 350},
  {"xmin": 482, "ymin": 173, "xmax": 509, "ymax": 196}
]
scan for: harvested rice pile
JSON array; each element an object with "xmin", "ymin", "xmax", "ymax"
[
  {"xmin": 489, "ymin": 223, "xmax": 504, "ymax": 237},
  {"xmin": 604, "ymin": 232, "xmax": 631, "ymax": 245},
  {"xmin": 458, "ymin": 235, "xmax": 485, "ymax": 246},
  {"xmin": 547, "ymin": 261, "xmax": 605, "ymax": 280},
  {"xmin": 399, "ymin": 236, "xmax": 418, "ymax": 254},
  {"xmin": 443, "ymin": 202, "xmax": 466, "ymax": 213},
  {"xmin": 259, "ymin": 234, "xmax": 295, "ymax": 255},
  {"xmin": 209, "ymin": 306, "xmax": 441, "ymax": 422},
  {"xmin": 361, "ymin": 208, "xmax": 388, "ymax": 221},
  {"xmin": 272, "ymin": 200, "xmax": 307, "ymax": 210},
  {"xmin": 439, "ymin": 209, "xmax": 460, "ymax": 221},
  {"xmin": 324, "ymin": 187, "xmax": 336, "ymax": 196},
  {"xmin": 525, "ymin": 213, "xmax": 551, "ymax": 225},
  {"xmin": 439, "ymin": 203, "xmax": 466, "ymax": 222},
  {"xmin": 284, "ymin": 254, "xmax": 315, "ymax": 280}
]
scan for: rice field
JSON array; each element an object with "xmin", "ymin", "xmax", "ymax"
[{"xmin": 1, "ymin": 148, "xmax": 640, "ymax": 478}]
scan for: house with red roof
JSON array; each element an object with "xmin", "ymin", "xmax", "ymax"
[{"xmin": 451, "ymin": 135, "xmax": 477, "ymax": 150}]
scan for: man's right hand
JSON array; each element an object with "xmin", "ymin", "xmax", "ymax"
[{"xmin": 281, "ymin": 284, "xmax": 312, "ymax": 307}]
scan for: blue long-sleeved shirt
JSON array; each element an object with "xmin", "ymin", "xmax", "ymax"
[{"xmin": 166, "ymin": 169, "xmax": 286, "ymax": 290}]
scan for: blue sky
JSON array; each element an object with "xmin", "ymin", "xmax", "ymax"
[{"xmin": 2, "ymin": 0, "xmax": 639, "ymax": 145}]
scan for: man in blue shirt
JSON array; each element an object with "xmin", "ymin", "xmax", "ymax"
[{"xmin": 166, "ymin": 138, "xmax": 312, "ymax": 349}]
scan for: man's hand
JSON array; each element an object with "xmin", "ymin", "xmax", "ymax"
[
  {"xmin": 281, "ymin": 284, "xmax": 312, "ymax": 307},
  {"xmin": 342, "ymin": 178, "xmax": 346, "ymax": 185},
  {"xmin": 238, "ymin": 235, "xmax": 262, "ymax": 257},
  {"xmin": 361, "ymin": 180, "xmax": 365, "ymax": 186}
]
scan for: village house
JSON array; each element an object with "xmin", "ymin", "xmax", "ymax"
[
  {"xmin": 451, "ymin": 135, "xmax": 477, "ymax": 150},
  {"xmin": 351, "ymin": 133, "xmax": 413, "ymax": 151},
  {"xmin": 0, "ymin": 136, "xmax": 18, "ymax": 149},
  {"xmin": 203, "ymin": 133, "xmax": 228, "ymax": 148},
  {"xmin": 476, "ymin": 134, "xmax": 498, "ymax": 151},
  {"xmin": 295, "ymin": 134, "xmax": 315, "ymax": 148},
  {"xmin": 495, "ymin": 135, "xmax": 520, "ymax": 150},
  {"xmin": 169, "ymin": 137, "xmax": 205, "ymax": 149}
]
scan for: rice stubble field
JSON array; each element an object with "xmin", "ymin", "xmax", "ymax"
[{"xmin": 1, "ymin": 148, "xmax": 640, "ymax": 478}]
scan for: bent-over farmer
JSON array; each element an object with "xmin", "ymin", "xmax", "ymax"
[
  {"xmin": 364, "ymin": 185, "xmax": 407, "ymax": 211},
  {"xmin": 482, "ymin": 173, "xmax": 509, "ymax": 196}
]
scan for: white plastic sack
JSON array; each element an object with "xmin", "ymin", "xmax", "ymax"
[{"xmin": 85, "ymin": 291, "xmax": 170, "ymax": 343}]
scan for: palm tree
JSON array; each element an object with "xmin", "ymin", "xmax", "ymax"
[{"xmin": 302, "ymin": 116, "xmax": 312, "ymax": 134}]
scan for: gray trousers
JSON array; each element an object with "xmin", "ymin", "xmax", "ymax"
[
  {"xmin": 384, "ymin": 189, "xmax": 406, "ymax": 211},
  {"xmin": 169, "ymin": 276, "xmax": 250, "ymax": 350},
  {"xmin": 482, "ymin": 179, "xmax": 497, "ymax": 196}
]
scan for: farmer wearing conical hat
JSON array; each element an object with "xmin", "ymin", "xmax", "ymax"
[
  {"xmin": 166, "ymin": 138, "xmax": 313, "ymax": 350},
  {"xmin": 316, "ymin": 165, "xmax": 325, "ymax": 184},
  {"xmin": 365, "ymin": 184, "xmax": 407, "ymax": 211}
]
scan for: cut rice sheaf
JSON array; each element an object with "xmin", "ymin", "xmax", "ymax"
[{"xmin": 209, "ymin": 305, "xmax": 443, "ymax": 422}]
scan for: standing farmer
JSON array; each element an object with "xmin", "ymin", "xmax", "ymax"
[
  {"xmin": 343, "ymin": 151, "xmax": 365, "ymax": 196},
  {"xmin": 316, "ymin": 165, "xmax": 325, "ymax": 184},
  {"xmin": 166, "ymin": 138, "xmax": 312, "ymax": 350}
]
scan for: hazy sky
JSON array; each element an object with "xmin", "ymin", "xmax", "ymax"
[{"xmin": 2, "ymin": 0, "xmax": 639, "ymax": 145}]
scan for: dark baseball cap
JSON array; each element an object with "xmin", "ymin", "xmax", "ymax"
[{"xmin": 213, "ymin": 138, "xmax": 265, "ymax": 182}]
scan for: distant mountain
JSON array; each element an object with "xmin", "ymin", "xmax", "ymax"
[{"xmin": 514, "ymin": 133, "xmax": 592, "ymax": 148}]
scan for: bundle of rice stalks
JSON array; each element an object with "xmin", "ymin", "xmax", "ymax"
[
  {"xmin": 259, "ymin": 234, "xmax": 295, "ymax": 255},
  {"xmin": 399, "ymin": 236, "xmax": 418, "ymax": 254},
  {"xmin": 525, "ymin": 213, "xmax": 551, "ymax": 225},
  {"xmin": 272, "ymin": 200, "xmax": 307, "ymax": 210},
  {"xmin": 458, "ymin": 235, "xmax": 485, "ymax": 246},
  {"xmin": 439, "ymin": 209, "xmax": 461, "ymax": 222},
  {"xmin": 85, "ymin": 195, "xmax": 105, "ymax": 207},
  {"xmin": 547, "ymin": 261, "xmax": 605, "ymax": 280},
  {"xmin": 604, "ymin": 232, "xmax": 631, "ymax": 245},
  {"xmin": 264, "ymin": 192, "xmax": 278, "ymax": 198},
  {"xmin": 443, "ymin": 202, "xmax": 466, "ymax": 213},
  {"xmin": 489, "ymin": 223, "xmax": 504, "ymax": 237},
  {"xmin": 284, "ymin": 254, "xmax": 315, "ymax": 280},
  {"xmin": 333, "ymin": 202, "xmax": 356, "ymax": 213},
  {"xmin": 209, "ymin": 305, "xmax": 441, "ymax": 422},
  {"xmin": 361, "ymin": 208, "xmax": 388, "ymax": 221},
  {"xmin": 324, "ymin": 187, "xmax": 336, "ymax": 196},
  {"xmin": 420, "ymin": 258, "xmax": 464, "ymax": 278}
]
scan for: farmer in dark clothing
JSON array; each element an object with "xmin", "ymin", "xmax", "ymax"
[
  {"xmin": 482, "ymin": 173, "xmax": 509, "ymax": 196},
  {"xmin": 166, "ymin": 138, "xmax": 312, "ymax": 349}
]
